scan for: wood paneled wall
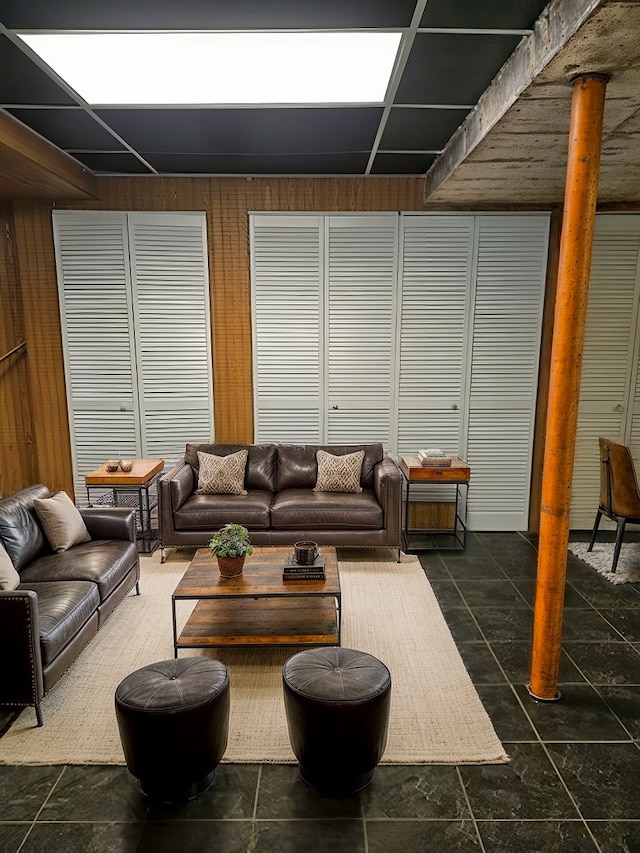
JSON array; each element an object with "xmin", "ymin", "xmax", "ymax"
[
  {"xmin": 0, "ymin": 203, "xmax": 37, "ymax": 495},
  {"xmin": 6, "ymin": 177, "xmax": 426, "ymax": 498}
]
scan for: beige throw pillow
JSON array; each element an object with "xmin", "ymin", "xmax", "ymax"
[
  {"xmin": 314, "ymin": 449, "xmax": 365, "ymax": 493},
  {"xmin": 33, "ymin": 490, "xmax": 91, "ymax": 553},
  {"xmin": 0, "ymin": 540, "xmax": 20, "ymax": 590},
  {"xmin": 196, "ymin": 449, "xmax": 248, "ymax": 495}
]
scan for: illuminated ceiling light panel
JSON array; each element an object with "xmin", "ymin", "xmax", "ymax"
[{"xmin": 18, "ymin": 31, "xmax": 403, "ymax": 105}]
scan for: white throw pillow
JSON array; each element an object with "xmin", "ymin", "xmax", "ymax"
[
  {"xmin": 196, "ymin": 449, "xmax": 248, "ymax": 495},
  {"xmin": 0, "ymin": 540, "xmax": 20, "ymax": 590},
  {"xmin": 33, "ymin": 490, "xmax": 91, "ymax": 553},
  {"xmin": 314, "ymin": 449, "xmax": 365, "ymax": 493}
]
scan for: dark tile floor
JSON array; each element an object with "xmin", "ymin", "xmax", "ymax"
[{"xmin": 1, "ymin": 532, "xmax": 640, "ymax": 852}]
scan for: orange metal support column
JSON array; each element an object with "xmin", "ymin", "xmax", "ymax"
[{"xmin": 529, "ymin": 73, "xmax": 608, "ymax": 701}]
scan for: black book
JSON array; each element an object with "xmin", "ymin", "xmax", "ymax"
[{"xmin": 283, "ymin": 572, "xmax": 326, "ymax": 581}]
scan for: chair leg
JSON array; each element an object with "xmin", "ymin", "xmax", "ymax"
[
  {"xmin": 611, "ymin": 518, "xmax": 627, "ymax": 573},
  {"xmin": 587, "ymin": 510, "xmax": 603, "ymax": 552}
]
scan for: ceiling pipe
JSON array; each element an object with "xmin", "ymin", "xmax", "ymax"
[{"xmin": 529, "ymin": 72, "xmax": 609, "ymax": 702}]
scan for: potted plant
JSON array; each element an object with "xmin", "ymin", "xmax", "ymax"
[{"xmin": 209, "ymin": 523, "xmax": 253, "ymax": 578}]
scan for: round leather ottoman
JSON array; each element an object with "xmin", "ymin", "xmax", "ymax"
[
  {"xmin": 115, "ymin": 657, "xmax": 229, "ymax": 803},
  {"xmin": 282, "ymin": 647, "xmax": 391, "ymax": 794}
]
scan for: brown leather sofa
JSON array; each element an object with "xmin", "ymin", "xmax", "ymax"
[
  {"xmin": 159, "ymin": 443, "xmax": 402, "ymax": 560},
  {"xmin": 0, "ymin": 484, "xmax": 139, "ymax": 726}
]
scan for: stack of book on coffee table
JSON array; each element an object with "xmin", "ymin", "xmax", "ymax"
[{"xmin": 283, "ymin": 555, "xmax": 326, "ymax": 581}]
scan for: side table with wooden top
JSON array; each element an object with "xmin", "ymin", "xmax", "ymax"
[
  {"xmin": 400, "ymin": 455, "xmax": 471, "ymax": 552},
  {"xmin": 85, "ymin": 459, "xmax": 164, "ymax": 554}
]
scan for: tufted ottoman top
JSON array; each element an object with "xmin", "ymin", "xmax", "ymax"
[
  {"xmin": 283, "ymin": 647, "xmax": 390, "ymax": 703},
  {"xmin": 115, "ymin": 658, "xmax": 228, "ymax": 713}
]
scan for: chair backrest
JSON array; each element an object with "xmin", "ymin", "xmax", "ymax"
[{"xmin": 598, "ymin": 437, "xmax": 640, "ymax": 519}]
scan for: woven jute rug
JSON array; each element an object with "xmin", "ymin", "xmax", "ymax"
[
  {"xmin": 569, "ymin": 541, "xmax": 640, "ymax": 585},
  {"xmin": 0, "ymin": 548, "xmax": 508, "ymax": 766}
]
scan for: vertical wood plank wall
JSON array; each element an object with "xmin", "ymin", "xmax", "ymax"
[
  {"xmin": 0, "ymin": 203, "xmax": 37, "ymax": 494},
  {"xmin": 6, "ymin": 177, "xmax": 426, "ymax": 498}
]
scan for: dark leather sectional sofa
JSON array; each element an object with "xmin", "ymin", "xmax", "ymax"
[
  {"xmin": 0, "ymin": 485, "xmax": 139, "ymax": 726},
  {"xmin": 159, "ymin": 442, "xmax": 402, "ymax": 559}
]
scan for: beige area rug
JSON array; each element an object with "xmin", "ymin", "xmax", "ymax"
[
  {"xmin": 569, "ymin": 541, "xmax": 640, "ymax": 585},
  {"xmin": 0, "ymin": 548, "xmax": 508, "ymax": 766}
]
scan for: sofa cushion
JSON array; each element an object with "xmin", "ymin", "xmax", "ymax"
[
  {"xmin": 195, "ymin": 449, "xmax": 248, "ymax": 495},
  {"xmin": 271, "ymin": 489, "xmax": 383, "ymax": 530},
  {"xmin": 19, "ymin": 581, "xmax": 100, "ymax": 665},
  {"xmin": 186, "ymin": 443, "xmax": 276, "ymax": 491},
  {"xmin": 19, "ymin": 540, "xmax": 137, "ymax": 603},
  {"xmin": 0, "ymin": 484, "xmax": 50, "ymax": 571},
  {"xmin": 314, "ymin": 449, "xmax": 365, "ymax": 493},
  {"xmin": 276, "ymin": 444, "xmax": 384, "ymax": 491},
  {"xmin": 0, "ymin": 541, "xmax": 19, "ymax": 590},
  {"xmin": 33, "ymin": 490, "xmax": 91, "ymax": 553},
  {"xmin": 174, "ymin": 492, "xmax": 273, "ymax": 531}
]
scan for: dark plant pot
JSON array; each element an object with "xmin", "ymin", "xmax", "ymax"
[{"xmin": 216, "ymin": 555, "xmax": 246, "ymax": 578}]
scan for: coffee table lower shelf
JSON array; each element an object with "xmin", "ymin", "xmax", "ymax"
[{"xmin": 175, "ymin": 596, "xmax": 340, "ymax": 652}]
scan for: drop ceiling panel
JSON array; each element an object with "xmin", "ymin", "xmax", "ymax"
[
  {"xmin": 381, "ymin": 107, "xmax": 471, "ymax": 151},
  {"xmin": 142, "ymin": 151, "xmax": 371, "ymax": 174},
  {"xmin": 396, "ymin": 33, "xmax": 524, "ymax": 105},
  {"xmin": 8, "ymin": 107, "xmax": 125, "ymax": 149},
  {"xmin": 420, "ymin": 0, "xmax": 549, "ymax": 29},
  {"xmin": 94, "ymin": 108, "xmax": 383, "ymax": 156},
  {"xmin": 0, "ymin": 0, "xmax": 418, "ymax": 29}
]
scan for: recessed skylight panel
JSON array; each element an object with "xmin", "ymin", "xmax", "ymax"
[{"xmin": 18, "ymin": 32, "xmax": 402, "ymax": 105}]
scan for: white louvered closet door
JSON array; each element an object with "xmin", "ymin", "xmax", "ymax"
[
  {"xmin": 54, "ymin": 212, "xmax": 140, "ymax": 502},
  {"xmin": 570, "ymin": 214, "xmax": 640, "ymax": 528},
  {"xmin": 251, "ymin": 215, "xmax": 323, "ymax": 443},
  {"xmin": 466, "ymin": 214, "xmax": 550, "ymax": 530},
  {"xmin": 398, "ymin": 214, "xmax": 474, "ymax": 457},
  {"xmin": 127, "ymin": 213, "xmax": 213, "ymax": 463},
  {"xmin": 397, "ymin": 214, "xmax": 474, "ymax": 504},
  {"xmin": 326, "ymin": 215, "xmax": 398, "ymax": 445},
  {"xmin": 53, "ymin": 211, "xmax": 213, "ymax": 502}
]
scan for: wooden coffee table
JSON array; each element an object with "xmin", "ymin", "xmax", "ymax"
[{"xmin": 171, "ymin": 547, "xmax": 341, "ymax": 656}]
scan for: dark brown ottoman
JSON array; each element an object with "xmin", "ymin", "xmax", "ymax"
[
  {"xmin": 115, "ymin": 657, "xmax": 229, "ymax": 803},
  {"xmin": 282, "ymin": 647, "xmax": 391, "ymax": 794}
]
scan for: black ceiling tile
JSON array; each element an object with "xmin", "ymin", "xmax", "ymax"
[
  {"xmin": 8, "ymin": 108, "xmax": 125, "ymax": 150},
  {"xmin": 68, "ymin": 152, "xmax": 153, "ymax": 174},
  {"xmin": 95, "ymin": 108, "xmax": 383, "ymax": 155},
  {"xmin": 142, "ymin": 151, "xmax": 370, "ymax": 174},
  {"xmin": 0, "ymin": 0, "xmax": 417, "ymax": 29},
  {"xmin": 0, "ymin": 34, "xmax": 77, "ymax": 105},
  {"xmin": 396, "ymin": 32, "xmax": 522, "ymax": 105},
  {"xmin": 370, "ymin": 152, "xmax": 436, "ymax": 175},
  {"xmin": 420, "ymin": 0, "xmax": 549, "ymax": 30},
  {"xmin": 381, "ymin": 107, "xmax": 470, "ymax": 150}
]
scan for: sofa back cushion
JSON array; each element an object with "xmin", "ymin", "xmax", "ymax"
[
  {"xmin": 0, "ymin": 484, "xmax": 51, "ymax": 571},
  {"xmin": 185, "ymin": 443, "xmax": 277, "ymax": 492},
  {"xmin": 276, "ymin": 444, "xmax": 383, "ymax": 491}
]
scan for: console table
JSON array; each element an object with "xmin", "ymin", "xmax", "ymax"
[
  {"xmin": 85, "ymin": 458, "xmax": 164, "ymax": 554},
  {"xmin": 400, "ymin": 455, "xmax": 471, "ymax": 552}
]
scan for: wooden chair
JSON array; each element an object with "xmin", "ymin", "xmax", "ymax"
[{"xmin": 588, "ymin": 437, "xmax": 640, "ymax": 573}]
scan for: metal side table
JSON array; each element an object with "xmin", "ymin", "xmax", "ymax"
[{"xmin": 85, "ymin": 459, "xmax": 164, "ymax": 554}]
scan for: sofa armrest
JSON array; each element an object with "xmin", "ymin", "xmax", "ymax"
[
  {"xmin": 80, "ymin": 507, "xmax": 136, "ymax": 543},
  {"xmin": 373, "ymin": 455, "xmax": 403, "ymax": 546},
  {"xmin": 0, "ymin": 590, "xmax": 44, "ymax": 712},
  {"xmin": 158, "ymin": 460, "xmax": 194, "ymax": 545}
]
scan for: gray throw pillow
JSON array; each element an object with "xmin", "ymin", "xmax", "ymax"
[
  {"xmin": 33, "ymin": 490, "xmax": 91, "ymax": 553},
  {"xmin": 0, "ymin": 540, "xmax": 20, "ymax": 590}
]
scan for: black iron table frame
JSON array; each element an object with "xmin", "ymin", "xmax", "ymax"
[
  {"xmin": 402, "ymin": 476, "xmax": 469, "ymax": 552},
  {"xmin": 86, "ymin": 473, "xmax": 161, "ymax": 554}
]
